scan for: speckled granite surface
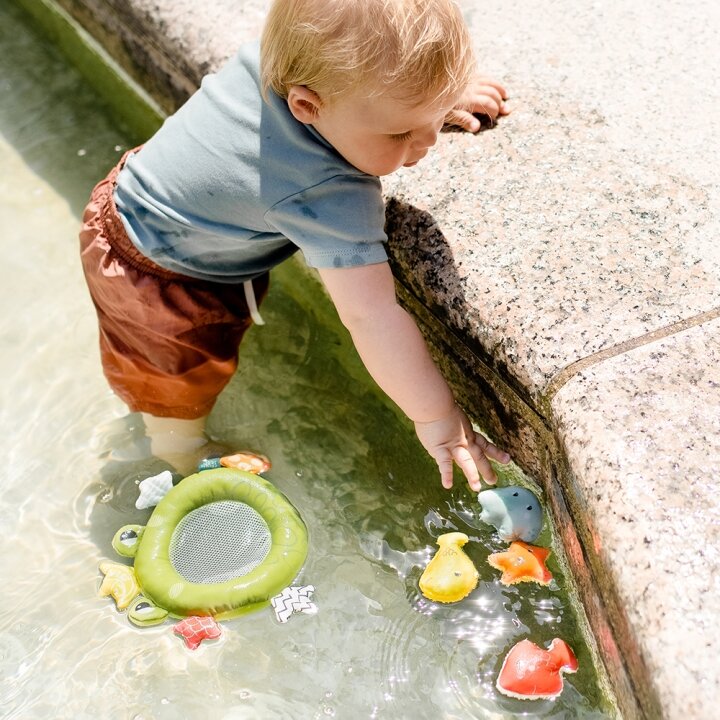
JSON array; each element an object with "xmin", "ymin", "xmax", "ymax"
[
  {"xmin": 552, "ymin": 319, "xmax": 720, "ymax": 720},
  {"xmin": 31, "ymin": 0, "xmax": 720, "ymax": 717}
]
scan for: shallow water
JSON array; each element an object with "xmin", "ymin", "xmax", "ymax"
[{"xmin": 0, "ymin": 3, "xmax": 613, "ymax": 718}]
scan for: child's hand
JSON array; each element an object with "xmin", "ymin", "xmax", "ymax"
[
  {"xmin": 445, "ymin": 77, "xmax": 509, "ymax": 132},
  {"xmin": 414, "ymin": 405, "xmax": 511, "ymax": 492}
]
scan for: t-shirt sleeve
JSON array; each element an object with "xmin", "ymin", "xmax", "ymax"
[{"xmin": 264, "ymin": 174, "xmax": 388, "ymax": 269}]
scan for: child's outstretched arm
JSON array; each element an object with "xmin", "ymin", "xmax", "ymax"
[{"xmin": 318, "ymin": 262, "xmax": 510, "ymax": 491}]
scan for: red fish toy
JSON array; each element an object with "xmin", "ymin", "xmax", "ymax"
[{"xmin": 497, "ymin": 638, "xmax": 578, "ymax": 700}]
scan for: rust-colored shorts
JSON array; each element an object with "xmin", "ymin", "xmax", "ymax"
[{"xmin": 79, "ymin": 150, "xmax": 269, "ymax": 419}]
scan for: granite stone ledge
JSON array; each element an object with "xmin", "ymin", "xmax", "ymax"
[
  {"xmin": 552, "ymin": 318, "xmax": 720, "ymax": 720},
  {"xmin": 53, "ymin": 0, "xmax": 266, "ymax": 112},
  {"xmin": 33, "ymin": 0, "xmax": 720, "ymax": 717}
]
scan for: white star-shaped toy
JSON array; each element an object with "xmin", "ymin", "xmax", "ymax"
[
  {"xmin": 135, "ymin": 470, "xmax": 174, "ymax": 509},
  {"xmin": 271, "ymin": 585, "xmax": 318, "ymax": 624}
]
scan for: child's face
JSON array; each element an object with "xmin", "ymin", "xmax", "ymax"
[{"xmin": 308, "ymin": 90, "xmax": 457, "ymax": 177}]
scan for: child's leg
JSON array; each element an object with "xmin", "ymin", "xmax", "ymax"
[
  {"xmin": 79, "ymin": 152, "xmax": 269, "ymax": 473},
  {"xmin": 142, "ymin": 413, "xmax": 208, "ymax": 456}
]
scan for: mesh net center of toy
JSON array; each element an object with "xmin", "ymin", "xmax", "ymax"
[{"xmin": 169, "ymin": 500, "xmax": 272, "ymax": 583}]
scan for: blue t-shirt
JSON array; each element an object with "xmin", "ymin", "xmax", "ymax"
[{"xmin": 114, "ymin": 41, "xmax": 388, "ymax": 283}]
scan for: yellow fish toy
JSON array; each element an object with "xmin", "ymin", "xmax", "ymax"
[{"xmin": 419, "ymin": 532, "xmax": 479, "ymax": 603}]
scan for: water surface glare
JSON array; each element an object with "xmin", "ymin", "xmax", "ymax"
[{"xmin": 0, "ymin": 3, "xmax": 613, "ymax": 717}]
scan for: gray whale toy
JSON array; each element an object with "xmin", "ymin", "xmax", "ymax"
[{"xmin": 478, "ymin": 486, "xmax": 543, "ymax": 543}]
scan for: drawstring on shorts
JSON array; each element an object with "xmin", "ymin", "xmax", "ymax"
[{"xmin": 243, "ymin": 280, "xmax": 265, "ymax": 325}]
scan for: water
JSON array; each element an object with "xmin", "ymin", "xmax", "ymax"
[{"xmin": 0, "ymin": 3, "xmax": 614, "ymax": 717}]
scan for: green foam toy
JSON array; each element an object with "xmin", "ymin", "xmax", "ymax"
[{"xmin": 102, "ymin": 467, "xmax": 308, "ymax": 628}]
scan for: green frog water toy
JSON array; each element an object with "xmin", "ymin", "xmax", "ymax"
[{"xmin": 99, "ymin": 464, "xmax": 309, "ymax": 635}]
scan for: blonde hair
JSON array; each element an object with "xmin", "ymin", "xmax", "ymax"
[{"xmin": 260, "ymin": 0, "xmax": 475, "ymax": 104}]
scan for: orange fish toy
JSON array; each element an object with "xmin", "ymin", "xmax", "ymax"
[
  {"xmin": 197, "ymin": 451, "xmax": 271, "ymax": 474},
  {"xmin": 497, "ymin": 638, "xmax": 578, "ymax": 699},
  {"xmin": 487, "ymin": 541, "xmax": 553, "ymax": 585}
]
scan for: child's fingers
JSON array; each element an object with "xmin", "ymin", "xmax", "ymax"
[
  {"xmin": 469, "ymin": 94, "xmax": 509, "ymax": 120},
  {"xmin": 464, "ymin": 439, "xmax": 498, "ymax": 486},
  {"xmin": 453, "ymin": 95, "xmax": 508, "ymax": 127},
  {"xmin": 445, "ymin": 109, "xmax": 483, "ymax": 132},
  {"xmin": 474, "ymin": 452, "xmax": 499, "ymax": 486},
  {"xmin": 458, "ymin": 413, "xmax": 508, "ymax": 486},
  {"xmin": 473, "ymin": 433, "xmax": 511, "ymax": 466},
  {"xmin": 465, "ymin": 436, "xmax": 506, "ymax": 486},
  {"xmin": 473, "ymin": 77, "xmax": 509, "ymax": 99},
  {"xmin": 468, "ymin": 85, "xmax": 506, "ymax": 112},
  {"xmin": 435, "ymin": 448, "xmax": 455, "ymax": 489},
  {"xmin": 483, "ymin": 442, "xmax": 511, "ymax": 465},
  {"xmin": 452, "ymin": 445, "xmax": 482, "ymax": 492}
]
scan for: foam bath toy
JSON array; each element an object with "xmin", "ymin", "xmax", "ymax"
[
  {"xmin": 487, "ymin": 541, "xmax": 553, "ymax": 586},
  {"xmin": 496, "ymin": 638, "xmax": 578, "ymax": 700},
  {"xmin": 98, "ymin": 466, "xmax": 309, "ymax": 640},
  {"xmin": 197, "ymin": 451, "xmax": 271, "ymax": 474},
  {"xmin": 419, "ymin": 532, "xmax": 479, "ymax": 603},
  {"xmin": 478, "ymin": 486, "xmax": 543, "ymax": 542},
  {"xmin": 271, "ymin": 585, "xmax": 318, "ymax": 623},
  {"xmin": 98, "ymin": 561, "xmax": 141, "ymax": 610},
  {"xmin": 113, "ymin": 525, "xmax": 145, "ymax": 556},
  {"xmin": 173, "ymin": 616, "xmax": 222, "ymax": 650},
  {"xmin": 135, "ymin": 470, "xmax": 174, "ymax": 509},
  {"xmin": 127, "ymin": 595, "xmax": 168, "ymax": 626}
]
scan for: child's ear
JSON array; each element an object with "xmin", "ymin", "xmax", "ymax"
[{"xmin": 287, "ymin": 86, "xmax": 323, "ymax": 123}]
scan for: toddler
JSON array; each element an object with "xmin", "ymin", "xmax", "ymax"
[{"xmin": 80, "ymin": 0, "xmax": 510, "ymax": 490}]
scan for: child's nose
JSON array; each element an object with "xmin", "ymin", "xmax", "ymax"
[{"xmin": 412, "ymin": 125, "xmax": 440, "ymax": 150}]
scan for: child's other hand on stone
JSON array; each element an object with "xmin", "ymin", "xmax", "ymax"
[
  {"xmin": 414, "ymin": 404, "xmax": 510, "ymax": 492},
  {"xmin": 445, "ymin": 77, "xmax": 509, "ymax": 132}
]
